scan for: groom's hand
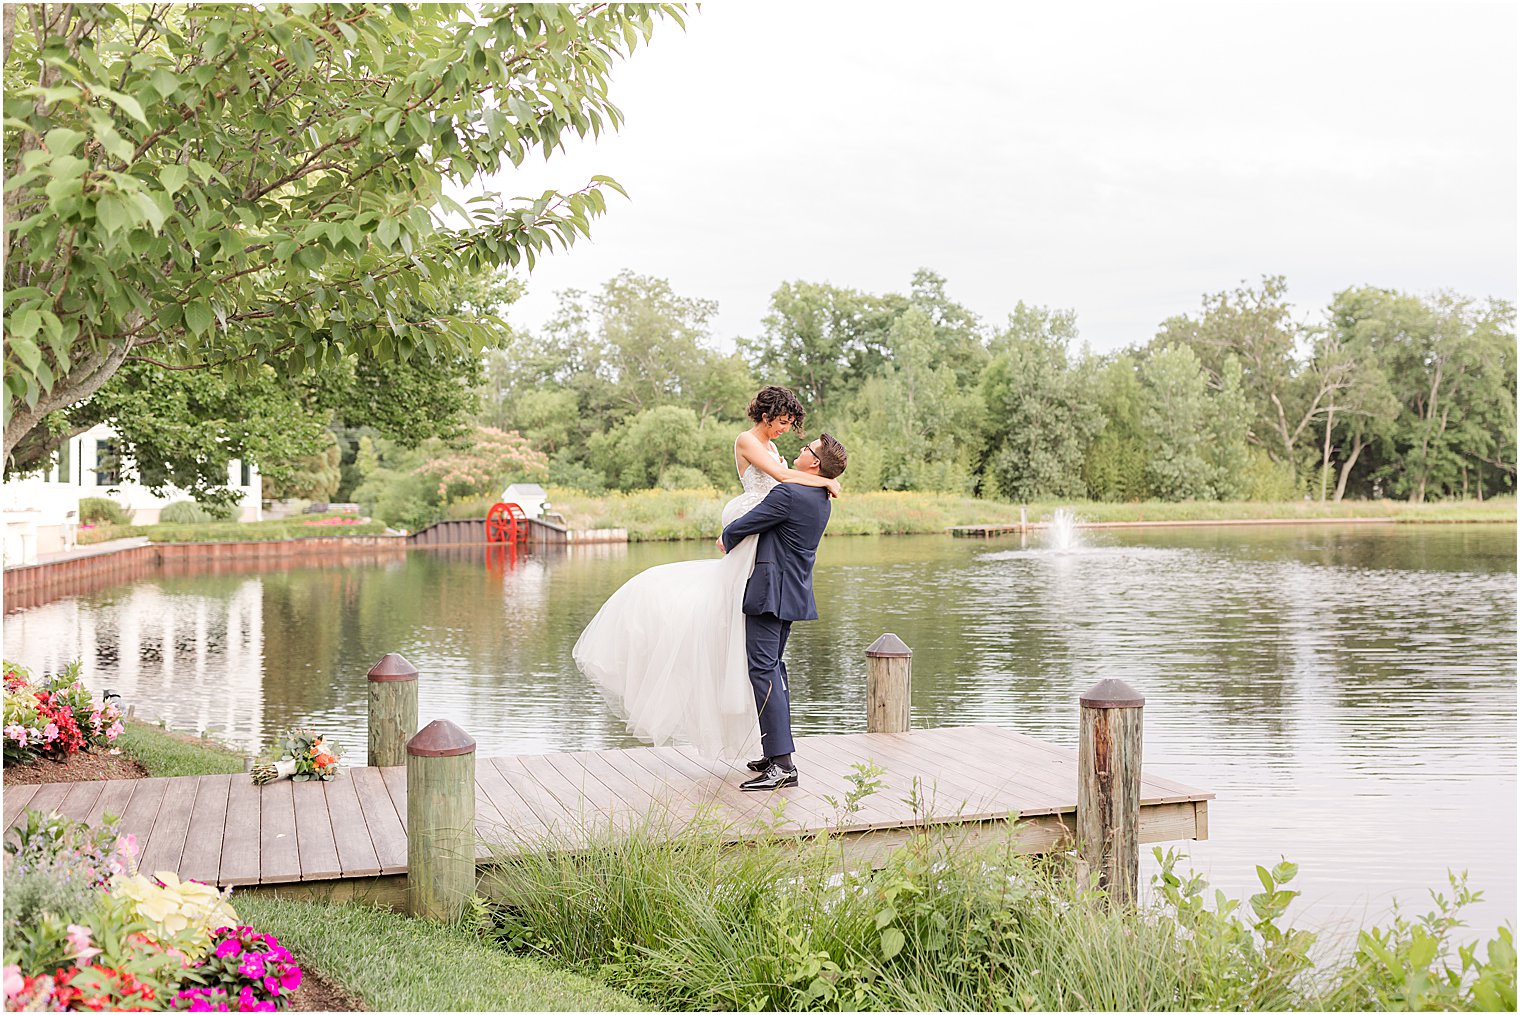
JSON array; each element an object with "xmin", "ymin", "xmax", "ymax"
[{"xmin": 715, "ymin": 537, "xmax": 726, "ymax": 553}]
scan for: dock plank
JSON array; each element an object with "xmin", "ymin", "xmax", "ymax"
[
  {"xmin": 258, "ymin": 780, "xmax": 301, "ymax": 884},
  {"xmin": 350, "ymin": 767, "xmax": 407, "ymax": 874},
  {"xmin": 219, "ymin": 774, "xmax": 262, "ymax": 886},
  {"xmin": 4, "ymin": 784, "xmax": 41, "ymax": 828},
  {"xmin": 56, "ymin": 781, "xmax": 105, "ymax": 822},
  {"xmin": 117, "ymin": 779, "xmax": 169, "ymax": 856},
  {"xmin": 292, "ymin": 780, "xmax": 341, "ymax": 880},
  {"xmin": 179, "ymin": 776, "xmax": 230, "ymax": 884},
  {"xmin": 321, "ymin": 774, "xmax": 381, "ymax": 878},
  {"xmin": 87, "ymin": 779, "xmax": 137, "ymax": 828},
  {"xmin": 26, "ymin": 782, "xmax": 74, "ymax": 819},
  {"xmin": 138, "ymin": 777, "xmax": 198, "ymax": 877}
]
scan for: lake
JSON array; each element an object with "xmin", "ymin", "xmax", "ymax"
[{"xmin": 5, "ymin": 523, "xmax": 1515, "ymax": 938}]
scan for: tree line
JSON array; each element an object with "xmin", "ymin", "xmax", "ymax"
[{"xmin": 467, "ymin": 270, "xmax": 1514, "ymax": 506}]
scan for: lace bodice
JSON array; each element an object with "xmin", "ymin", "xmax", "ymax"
[
  {"xmin": 741, "ymin": 448, "xmax": 784, "ymax": 498},
  {"xmin": 723, "ymin": 443, "xmax": 784, "ymax": 528}
]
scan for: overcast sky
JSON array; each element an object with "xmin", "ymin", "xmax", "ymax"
[{"xmin": 478, "ymin": 1, "xmax": 1517, "ymax": 354}]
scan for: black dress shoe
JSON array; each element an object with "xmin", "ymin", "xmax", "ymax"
[
  {"xmin": 745, "ymin": 756, "xmax": 771, "ymax": 773},
  {"xmin": 740, "ymin": 763, "xmax": 799, "ymax": 791}
]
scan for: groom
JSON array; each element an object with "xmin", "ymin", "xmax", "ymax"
[{"xmin": 717, "ymin": 433, "xmax": 849, "ymax": 790}]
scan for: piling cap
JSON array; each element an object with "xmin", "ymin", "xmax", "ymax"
[
  {"xmin": 1080, "ymin": 678, "xmax": 1145, "ymax": 709},
  {"xmin": 407, "ymin": 719, "xmax": 476, "ymax": 757},
  {"xmin": 368, "ymin": 652, "xmax": 418, "ymax": 682},
  {"xmin": 866, "ymin": 633, "xmax": 912, "ymax": 658}
]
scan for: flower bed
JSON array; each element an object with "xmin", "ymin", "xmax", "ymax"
[
  {"xmin": 4, "ymin": 661, "xmax": 123, "ymax": 767},
  {"xmin": 3, "ymin": 810, "xmax": 303, "ymax": 1012}
]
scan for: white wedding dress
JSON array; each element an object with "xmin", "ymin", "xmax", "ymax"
[{"xmin": 572, "ymin": 445, "xmax": 785, "ymax": 761}]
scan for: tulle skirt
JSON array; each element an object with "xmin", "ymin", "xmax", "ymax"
[{"xmin": 572, "ymin": 491, "xmax": 764, "ymax": 761}]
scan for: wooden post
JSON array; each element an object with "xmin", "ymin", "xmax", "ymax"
[
  {"xmin": 865, "ymin": 634, "xmax": 912, "ymax": 733},
  {"xmin": 1019, "ymin": 505, "xmax": 1027, "ymax": 533},
  {"xmin": 406, "ymin": 719, "xmax": 476, "ymax": 921},
  {"xmin": 368, "ymin": 653, "xmax": 419, "ymax": 768},
  {"xmin": 1078, "ymin": 679, "xmax": 1144, "ymax": 906}
]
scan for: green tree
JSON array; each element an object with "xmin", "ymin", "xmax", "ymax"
[
  {"xmin": 262, "ymin": 431, "xmax": 341, "ymax": 502},
  {"xmin": 976, "ymin": 308, "xmax": 1101, "ymax": 501},
  {"xmin": 1157, "ymin": 276, "xmax": 1342, "ymax": 479},
  {"xmin": 3, "ymin": 3, "xmax": 685, "ymax": 470},
  {"xmin": 837, "ymin": 306, "xmax": 983, "ymax": 492},
  {"xmin": 741, "ymin": 280, "xmax": 903, "ymax": 416},
  {"xmin": 1138, "ymin": 344, "xmax": 1218, "ymax": 500},
  {"xmin": 587, "ymin": 404, "xmax": 733, "ymax": 491},
  {"xmin": 1082, "ymin": 352, "xmax": 1151, "ymax": 502}
]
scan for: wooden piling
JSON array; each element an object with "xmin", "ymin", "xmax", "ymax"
[
  {"xmin": 1078, "ymin": 678, "xmax": 1144, "ymax": 906},
  {"xmin": 368, "ymin": 653, "xmax": 419, "ymax": 768},
  {"xmin": 865, "ymin": 634, "xmax": 912, "ymax": 734},
  {"xmin": 405, "ymin": 719, "xmax": 476, "ymax": 921}
]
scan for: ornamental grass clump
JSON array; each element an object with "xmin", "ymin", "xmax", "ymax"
[{"xmin": 479, "ymin": 783, "xmax": 1516, "ymax": 1012}]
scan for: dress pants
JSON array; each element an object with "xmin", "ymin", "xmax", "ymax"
[{"xmin": 744, "ymin": 611, "xmax": 794, "ymax": 757}]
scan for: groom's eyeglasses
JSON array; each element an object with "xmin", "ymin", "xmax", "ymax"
[{"xmin": 798, "ymin": 446, "xmax": 818, "ymax": 463}]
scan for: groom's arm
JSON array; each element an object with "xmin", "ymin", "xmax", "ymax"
[{"xmin": 719, "ymin": 484, "xmax": 793, "ymax": 553}]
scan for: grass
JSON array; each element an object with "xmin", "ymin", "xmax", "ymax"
[
  {"xmin": 77, "ymin": 511, "xmax": 390, "ymax": 545},
  {"xmin": 536, "ymin": 488, "xmax": 1516, "ymax": 540},
  {"xmin": 116, "ymin": 719, "xmax": 246, "ymax": 777},
  {"xmin": 233, "ymin": 894, "xmax": 647, "ymax": 1012},
  {"xmin": 475, "ymin": 791, "xmax": 1516, "ymax": 1012}
]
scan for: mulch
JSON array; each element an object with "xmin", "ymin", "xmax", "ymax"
[
  {"xmin": 2, "ymin": 749, "xmax": 149, "ymax": 784},
  {"xmin": 290, "ymin": 968, "xmax": 364, "ymax": 1012}
]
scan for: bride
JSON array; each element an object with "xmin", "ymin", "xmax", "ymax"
[{"xmin": 572, "ymin": 385, "xmax": 841, "ymax": 760}]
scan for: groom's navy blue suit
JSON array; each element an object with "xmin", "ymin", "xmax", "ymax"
[{"xmin": 720, "ymin": 483, "xmax": 831, "ymax": 758}]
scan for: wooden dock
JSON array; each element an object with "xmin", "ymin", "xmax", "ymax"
[{"xmin": 3, "ymin": 725, "xmax": 1211, "ymax": 908}]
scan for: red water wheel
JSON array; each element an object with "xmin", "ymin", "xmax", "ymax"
[{"xmin": 485, "ymin": 501, "xmax": 527, "ymax": 543}]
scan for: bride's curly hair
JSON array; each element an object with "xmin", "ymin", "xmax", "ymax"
[{"xmin": 747, "ymin": 385, "xmax": 807, "ymax": 438}]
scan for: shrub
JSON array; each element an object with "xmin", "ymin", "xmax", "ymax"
[
  {"xmin": 79, "ymin": 497, "xmax": 132, "ymax": 526},
  {"xmin": 159, "ymin": 500, "xmax": 214, "ymax": 524},
  {"xmin": 656, "ymin": 466, "xmax": 715, "ymax": 491}
]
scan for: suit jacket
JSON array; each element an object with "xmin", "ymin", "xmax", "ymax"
[{"xmin": 721, "ymin": 483, "xmax": 831, "ymax": 622}]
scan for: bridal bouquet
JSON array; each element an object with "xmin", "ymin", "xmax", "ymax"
[{"xmin": 250, "ymin": 728, "xmax": 344, "ymax": 784}]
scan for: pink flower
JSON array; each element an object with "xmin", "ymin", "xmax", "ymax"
[
  {"xmin": 279, "ymin": 965, "xmax": 301, "ymax": 991},
  {"xmin": 117, "ymin": 833, "xmax": 138, "ymax": 857},
  {"xmin": 65, "ymin": 924, "xmax": 101, "ymax": 965},
  {"xmin": 42, "ymin": 722, "xmax": 59, "ymax": 742},
  {"xmin": 238, "ymin": 985, "xmax": 255, "ymax": 1008},
  {"xmin": 215, "ymin": 939, "xmax": 243, "ymax": 959},
  {"xmin": 239, "ymin": 953, "xmax": 265, "ymax": 979},
  {"xmin": 4, "ymin": 965, "xmax": 24, "ymax": 999},
  {"xmin": 106, "ymin": 720, "xmax": 123, "ymax": 740}
]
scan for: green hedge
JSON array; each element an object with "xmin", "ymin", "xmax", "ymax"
[{"xmin": 79, "ymin": 515, "xmax": 389, "ymax": 545}]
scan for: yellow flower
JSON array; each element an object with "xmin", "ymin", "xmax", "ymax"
[{"xmin": 114, "ymin": 872, "xmax": 239, "ymax": 956}]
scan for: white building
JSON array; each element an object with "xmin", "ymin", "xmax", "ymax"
[
  {"xmin": 500, "ymin": 482, "xmax": 548, "ymax": 520},
  {"xmin": 1, "ymin": 423, "xmax": 261, "ymax": 565}
]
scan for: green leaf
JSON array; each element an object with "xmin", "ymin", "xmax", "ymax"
[
  {"xmin": 161, "ymin": 164, "xmax": 189, "ymax": 196},
  {"xmin": 874, "ymin": 907, "xmax": 896, "ymax": 929},
  {"xmin": 150, "ymin": 69, "xmax": 181, "ymax": 99},
  {"xmin": 185, "ymin": 301, "xmax": 215, "ymax": 336},
  {"xmin": 44, "ymin": 127, "xmax": 88, "ymax": 155},
  {"xmin": 879, "ymin": 927, "xmax": 905, "ymax": 960},
  {"xmin": 9, "ymin": 336, "xmax": 41, "ymax": 372},
  {"xmin": 97, "ymin": 87, "xmax": 149, "ymax": 126},
  {"xmin": 96, "ymin": 195, "xmax": 133, "ymax": 234},
  {"xmin": 134, "ymin": 192, "xmax": 167, "ymax": 232},
  {"xmin": 9, "ymin": 308, "xmax": 41, "ymax": 340}
]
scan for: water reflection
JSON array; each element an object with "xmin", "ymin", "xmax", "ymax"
[{"xmin": 3, "ymin": 525, "xmax": 1515, "ymax": 937}]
